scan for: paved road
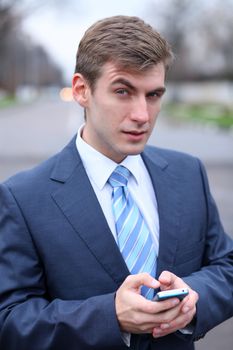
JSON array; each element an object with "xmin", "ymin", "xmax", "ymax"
[{"xmin": 0, "ymin": 98, "xmax": 232, "ymax": 349}]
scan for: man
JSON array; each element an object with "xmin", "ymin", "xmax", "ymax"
[{"xmin": 0, "ymin": 15, "xmax": 232, "ymax": 350}]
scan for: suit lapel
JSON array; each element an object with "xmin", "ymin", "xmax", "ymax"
[
  {"xmin": 142, "ymin": 147, "xmax": 181, "ymax": 277},
  {"xmin": 50, "ymin": 138, "xmax": 129, "ymax": 286}
]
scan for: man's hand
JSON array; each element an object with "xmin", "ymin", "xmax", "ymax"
[
  {"xmin": 115, "ymin": 273, "xmax": 183, "ymax": 334},
  {"xmin": 152, "ymin": 271, "xmax": 199, "ymax": 338},
  {"xmin": 115, "ymin": 271, "xmax": 198, "ymax": 337}
]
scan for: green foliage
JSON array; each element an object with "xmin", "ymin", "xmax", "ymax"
[
  {"xmin": 164, "ymin": 103, "xmax": 233, "ymax": 129},
  {"xmin": 0, "ymin": 95, "xmax": 16, "ymax": 109}
]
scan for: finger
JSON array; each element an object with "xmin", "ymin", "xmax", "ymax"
[
  {"xmin": 124, "ymin": 273, "xmax": 160, "ymax": 292},
  {"xmin": 133, "ymin": 294, "xmax": 180, "ymax": 316},
  {"xmin": 128, "ymin": 301, "xmax": 181, "ymax": 333},
  {"xmin": 173, "ymin": 307, "xmax": 196, "ymax": 329},
  {"xmin": 152, "ymin": 324, "xmax": 181, "ymax": 338},
  {"xmin": 181, "ymin": 290, "xmax": 199, "ymax": 314},
  {"xmin": 129, "ymin": 295, "xmax": 181, "ymax": 319},
  {"xmin": 158, "ymin": 270, "xmax": 179, "ymax": 287},
  {"xmin": 142, "ymin": 300, "xmax": 181, "ymax": 323},
  {"xmin": 152, "ymin": 301, "xmax": 182, "ymax": 323},
  {"xmin": 156, "ymin": 307, "xmax": 196, "ymax": 334},
  {"xmin": 152, "ymin": 326, "xmax": 174, "ymax": 338},
  {"xmin": 146, "ymin": 297, "xmax": 181, "ymax": 315},
  {"xmin": 152, "ymin": 326, "xmax": 172, "ymax": 338}
]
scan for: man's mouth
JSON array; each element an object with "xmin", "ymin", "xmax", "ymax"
[
  {"xmin": 123, "ymin": 130, "xmax": 147, "ymax": 135},
  {"xmin": 122, "ymin": 130, "xmax": 147, "ymax": 141}
]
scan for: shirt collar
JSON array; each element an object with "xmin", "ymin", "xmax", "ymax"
[{"xmin": 76, "ymin": 124, "xmax": 142, "ymax": 190}]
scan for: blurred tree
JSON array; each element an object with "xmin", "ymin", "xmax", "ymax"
[
  {"xmin": 0, "ymin": 0, "xmax": 63, "ymax": 95},
  {"xmin": 148, "ymin": 0, "xmax": 233, "ymax": 81},
  {"xmin": 198, "ymin": 1, "xmax": 233, "ymax": 80},
  {"xmin": 0, "ymin": 0, "xmax": 45, "ymax": 43},
  {"xmin": 0, "ymin": 1, "xmax": 19, "ymax": 54}
]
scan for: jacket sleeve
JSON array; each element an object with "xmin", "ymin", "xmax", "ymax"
[
  {"xmin": 0, "ymin": 183, "xmax": 127, "ymax": 350},
  {"xmin": 183, "ymin": 159, "xmax": 233, "ymax": 341}
]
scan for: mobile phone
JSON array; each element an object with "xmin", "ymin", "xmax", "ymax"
[{"xmin": 154, "ymin": 288, "xmax": 189, "ymax": 301}]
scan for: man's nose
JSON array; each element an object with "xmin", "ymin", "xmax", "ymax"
[{"xmin": 130, "ymin": 97, "xmax": 149, "ymax": 123}]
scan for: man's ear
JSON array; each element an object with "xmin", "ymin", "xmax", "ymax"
[{"xmin": 72, "ymin": 73, "xmax": 90, "ymax": 107}]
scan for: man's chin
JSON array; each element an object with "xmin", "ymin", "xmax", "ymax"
[{"xmin": 123, "ymin": 144, "xmax": 146, "ymax": 156}]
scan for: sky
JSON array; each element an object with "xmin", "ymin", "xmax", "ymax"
[{"xmin": 22, "ymin": 0, "xmax": 150, "ymax": 83}]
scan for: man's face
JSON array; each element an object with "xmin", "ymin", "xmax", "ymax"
[{"xmin": 81, "ymin": 61, "xmax": 166, "ymax": 163}]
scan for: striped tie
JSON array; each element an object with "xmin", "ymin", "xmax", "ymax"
[{"xmin": 108, "ymin": 165, "xmax": 156, "ymax": 299}]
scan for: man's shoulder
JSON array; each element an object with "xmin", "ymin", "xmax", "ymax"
[
  {"xmin": 144, "ymin": 144, "xmax": 199, "ymax": 164},
  {"xmin": 143, "ymin": 145, "xmax": 207, "ymax": 189},
  {"xmin": 2, "ymin": 136, "xmax": 79, "ymax": 194},
  {"xmin": 2, "ymin": 153, "xmax": 58, "ymax": 193},
  {"xmin": 143, "ymin": 145, "xmax": 204, "ymax": 179}
]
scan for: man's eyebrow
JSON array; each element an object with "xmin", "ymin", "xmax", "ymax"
[
  {"xmin": 150, "ymin": 87, "xmax": 166, "ymax": 95},
  {"xmin": 111, "ymin": 78, "xmax": 166, "ymax": 94},
  {"xmin": 111, "ymin": 78, "xmax": 136, "ymax": 90}
]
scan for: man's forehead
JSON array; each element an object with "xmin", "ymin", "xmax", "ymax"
[{"xmin": 100, "ymin": 60, "xmax": 165, "ymax": 79}]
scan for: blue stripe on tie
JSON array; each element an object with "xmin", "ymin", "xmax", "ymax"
[
  {"xmin": 115, "ymin": 198, "xmax": 133, "ymax": 233},
  {"xmin": 114, "ymin": 195, "xmax": 128, "ymax": 223},
  {"xmin": 118, "ymin": 202, "xmax": 137, "ymax": 236},
  {"xmin": 140, "ymin": 246, "xmax": 156, "ymax": 274},
  {"xmin": 115, "ymin": 195, "xmax": 132, "ymax": 226},
  {"xmin": 119, "ymin": 211, "xmax": 142, "ymax": 253},
  {"xmin": 108, "ymin": 165, "xmax": 157, "ymax": 300},
  {"xmin": 118, "ymin": 206, "xmax": 139, "ymax": 249},
  {"xmin": 130, "ymin": 230, "xmax": 152, "ymax": 274},
  {"xmin": 123, "ymin": 220, "xmax": 146, "ymax": 268}
]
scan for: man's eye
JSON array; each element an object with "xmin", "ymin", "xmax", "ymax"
[
  {"xmin": 147, "ymin": 92, "xmax": 159, "ymax": 98},
  {"xmin": 116, "ymin": 89, "xmax": 128, "ymax": 95},
  {"xmin": 147, "ymin": 89, "xmax": 165, "ymax": 99}
]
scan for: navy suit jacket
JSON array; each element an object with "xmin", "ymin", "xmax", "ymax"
[{"xmin": 0, "ymin": 136, "xmax": 233, "ymax": 350}]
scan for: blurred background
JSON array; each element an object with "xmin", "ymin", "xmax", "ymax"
[{"xmin": 0, "ymin": 0, "xmax": 232, "ymax": 348}]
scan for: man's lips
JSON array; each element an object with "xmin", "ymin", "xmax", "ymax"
[
  {"xmin": 122, "ymin": 130, "xmax": 148, "ymax": 141},
  {"xmin": 122, "ymin": 130, "xmax": 147, "ymax": 135}
]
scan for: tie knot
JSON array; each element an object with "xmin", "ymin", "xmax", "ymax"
[{"xmin": 108, "ymin": 165, "xmax": 131, "ymax": 188}]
